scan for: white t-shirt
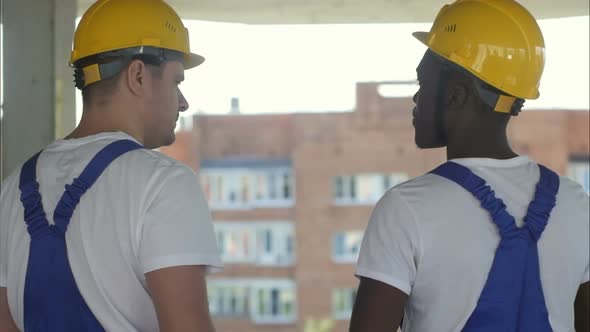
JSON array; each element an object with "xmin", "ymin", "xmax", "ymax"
[
  {"xmin": 356, "ymin": 156, "xmax": 589, "ymax": 332},
  {"xmin": 0, "ymin": 132, "xmax": 223, "ymax": 331}
]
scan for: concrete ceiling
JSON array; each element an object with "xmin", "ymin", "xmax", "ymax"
[{"xmin": 77, "ymin": 0, "xmax": 589, "ymax": 24}]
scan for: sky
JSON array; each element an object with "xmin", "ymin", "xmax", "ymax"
[
  {"xmin": 169, "ymin": 15, "xmax": 590, "ymax": 117},
  {"xmin": 2, "ymin": 16, "xmax": 589, "ymax": 121}
]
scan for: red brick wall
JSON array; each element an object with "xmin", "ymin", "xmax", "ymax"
[{"xmin": 161, "ymin": 82, "xmax": 589, "ymax": 332}]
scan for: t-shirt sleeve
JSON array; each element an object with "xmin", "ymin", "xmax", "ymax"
[
  {"xmin": 582, "ymin": 193, "xmax": 590, "ymax": 284},
  {"xmin": 0, "ymin": 178, "xmax": 11, "ymax": 287},
  {"xmin": 0, "ymin": 218, "xmax": 6, "ymax": 287},
  {"xmin": 355, "ymin": 189, "xmax": 422, "ymax": 295},
  {"xmin": 138, "ymin": 165, "xmax": 223, "ymax": 274},
  {"xmin": 575, "ymin": 186, "xmax": 590, "ymax": 284}
]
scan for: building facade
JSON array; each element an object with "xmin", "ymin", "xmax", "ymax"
[{"xmin": 161, "ymin": 82, "xmax": 590, "ymax": 332}]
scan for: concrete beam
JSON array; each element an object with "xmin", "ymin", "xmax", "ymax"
[
  {"xmin": 54, "ymin": 0, "xmax": 78, "ymax": 143},
  {"xmin": 77, "ymin": 0, "xmax": 590, "ymax": 24},
  {"xmin": 1, "ymin": 0, "xmax": 76, "ymax": 180}
]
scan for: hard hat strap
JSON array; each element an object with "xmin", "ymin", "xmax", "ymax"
[
  {"xmin": 73, "ymin": 47, "xmax": 184, "ymax": 89},
  {"xmin": 433, "ymin": 53, "xmax": 525, "ymax": 117},
  {"xmin": 74, "ymin": 58, "xmax": 129, "ymax": 89},
  {"xmin": 474, "ymin": 84, "xmax": 525, "ymax": 116}
]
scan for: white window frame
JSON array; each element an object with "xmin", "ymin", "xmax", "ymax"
[
  {"xmin": 332, "ymin": 288, "xmax": 357, "ymax": 320},
  {"xmin": 355, "ymin": 174, "xmax": 383, "ymax": 204},
  {"xmin": 252, "ymin": 168, "xmax": 295, "ymax": 208},
  {"xmin": 200, "ymin": 167, "xmax": 295, "ymax": 210},
  {"xmin": 214, "ymin": 221, "xmax": 295, "ymax": 266},
  {"xmin": 568, "ymin": 160, "xmax": 590, "ymax": 193},
  {"xmin": 256, "ymin": 222, "xmax": 296, "ymax": 266},
  {"xmin": 249, "ymin": 279, "xmax": 297, "ymax": 324},
  {"xmin": 333, "ymin": 173, "xmax": 408, "ymax": 206},
  {"xmin": 385, "ymin": 172, "xmax": 409, "ymax": 190},
  {"xmin": 214, "ymin": 223, "xmax": 257, "ymax": 264},
  {"xmin": 332, "ymin": 231, "xmax": 364, "ymax": 264},
  {"xmin": 175, "ymin": 114, "xmax": 193, "ymax": 132},
  {"xmin": 208, "ymin": 278, "xmax": 298, "ymax": 325},
  {"xmin": 207, "ymin": 281, "xmax": 249, "ymax": 319}
]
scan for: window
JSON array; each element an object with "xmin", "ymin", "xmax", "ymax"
[
  {"xmin": 250, "ymin": 281, "xmax": 297, "ymax": 324},
  {"xmin": 384, "ymin": 173, "xmax": 409, "ymax": 190},
  {"xmin": 214, "ymin": 224, "xmax": 256, "ymax": 263},
  {"xmin": 357, "ymin": 174, "xmax": 377, "ymax": 202},
  {"xmin": 333, "ymin": 173, "xmax": 408, "ymax": 205},
  {"xmin": 568, "ymin": 160, "xmax": 590, "ymax": 193},
  {"xmin": 214, "ymin": 222, "xmax": 295, "ymax": 266},
  {"xmin": 209, "ymin": 279, "xmax": 297, "ymax": 324},
  {"xmin": 253, "ymin": 168, "xmax": 294, "ymax": 204},
  {"xmin": 332, "ymin": 231, "xmax": 363, "ymax": 263},
  {"xmin": 208, "ymin": 283, "xmax": 249, "ymax": 318},
  {"xmin": 220, "ymin": 172, "xmax": 250, "ymax": 206},
  {"xmin": 332, "ymin": 288, "xmax": 357, "ymax": 320},
  {"xmin": 334, "ymin": 175, "xmax": 354, "ymax": 200},
  {"xmin": 200, "ymin": 167, "xmax": 295, "ymax": 209},
  {"xmin": 175, "ymin": 114, "xmax": 193, "ymax": 132},
  {"xmin": 201, "ymin": 172, "xmax": 249, "ymax": 207},
  {"xmin": 256, "ymin": 223, "xmax": 296, "ymax": 266},
  {"xmin": 334, "ymin": 176, "xmax": 344, "ymax": 198}
]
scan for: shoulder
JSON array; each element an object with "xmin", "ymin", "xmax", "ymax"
[
  {"xmin": 129, "ymin": 150, "xmax": 207, "ymax": 207},
  {"xmin": 0, "ymin": 163, "xmax": 26, "ymax": 210},
  {"xmin": 0, "ymin": 171, "xmax": 21, "ymax": 226},
  {"xmin": 131, "ymin": 148, "xmax": 193, "ymax": 171},
  {"xmin": 384, "ymin": 172, "xmax": 460, "ymax": 207},
  {"xmin": 102, "ymin": 148, "xmax": 202, "ymax": 210},
  {"xmin": 119, "ymin": 148, "xmax": 198, "ymax": 184},
  {"xmin": 557, "ymin": 175, "xmax": 589, "ymax": 200},
  {"xmin": 0, "ymin": 171, "xmax": 20, "ymax": 198},
  {"xmin": 369, "ymin": 172, "xmax": 457, "ymax": 225},
  {"xmin": 555, "ymin": 175, "xmax": 589, "ymax": 220}
]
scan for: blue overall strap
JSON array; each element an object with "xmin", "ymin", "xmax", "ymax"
[
  {"xmin": 52, "ymin": 139, "xmax": 143, "ymax": 234},
  {"xmin": 518, "ymin": 165, "xmax": 559, "ymax": 331},
  {"xmin": 430, "ymin": 162, "xmax": 558, "ymax": 332},
  {"xmin": 18, "ymin": 139, "xmax": 143, "ymax": 332},
  {"xmin": 19, "ymin": 152, "xmax": 50, "ymax": 240}
]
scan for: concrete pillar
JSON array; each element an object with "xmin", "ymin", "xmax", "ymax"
[
  {"xmin": 1, "ymin": 0, "xmax": 77, "ymax": 180},
  {"xmin": 54, "ymin": 0, "xmax": 78, "ymax": 144}
]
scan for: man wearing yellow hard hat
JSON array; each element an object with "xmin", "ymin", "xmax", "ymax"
[
  {"xmin": 0, "ymin": 0, "xmax": 222, "ymax": 331},
  {"xmin": 350, "ymin": 1, "xmax": 589, "ymax": 331}
]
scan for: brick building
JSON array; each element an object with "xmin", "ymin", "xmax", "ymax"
[{"xmin": 160, "ymin": 82, "xmax": 590, "ymax": 332}]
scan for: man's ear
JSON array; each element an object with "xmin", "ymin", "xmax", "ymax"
[
  {"xmin": 444, "ymin": 81, "xmax": 469, "ymax": 111},
  {"xmin": 126, "ymin": 59, "xmax": 147, "ymax": 97},
  {"xmin": 441, "ymin": 79, "xmax": 470, "ymax": 133}
]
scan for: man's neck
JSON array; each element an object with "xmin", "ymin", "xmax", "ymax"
[
  {"xmin": 446, "ymin": 130, "xmax": 518, "ymax": 160},
  {"xmin": 66, "ymin": 107, "xmax": 144, "ymax": 145}
]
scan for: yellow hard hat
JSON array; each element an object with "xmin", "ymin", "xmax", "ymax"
[
  {"xmin": 70, "ymin": 0, "xmax": 204, "ymax": 87},
  {"xmin": 413, "ymin": 0, "xmax": 545, "ymax": 101}
]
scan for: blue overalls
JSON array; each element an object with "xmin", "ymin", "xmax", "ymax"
[
  {"xmin": 431, "ymin": 161, "xmax": 559, "ymax": 332},
  {"xmin": 18, "ymin": 139, "xmax": 142, "ymax": 331}
]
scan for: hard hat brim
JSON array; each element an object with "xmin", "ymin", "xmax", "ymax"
[
  {"xmin": 185, "ymin": 52, "xmax": 205, "ymax": 69},
  {"xmin": 412, "ymin": 32, "xmax": 429, "ymax": 46}
]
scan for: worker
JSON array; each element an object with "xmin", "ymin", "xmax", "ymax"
[
  {"xmin": 0, "ymin": 0, "xmax": 222, "ymax": 331},
  {"xmin": 349, "ymin": 1, "xmax": 589, "ymax": 331}
]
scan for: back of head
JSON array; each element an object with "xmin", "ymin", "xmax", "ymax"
[
  {"xmin": 68, "ymin": 0, "xmax": 200, "ymax": 148},
  {"xmin": 70, "ymin": 0, "xmax": 204, "ymax": 93},
  {"xmin": 413, "ymin": 0, "xmax": 545, "ymax": 116}
]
